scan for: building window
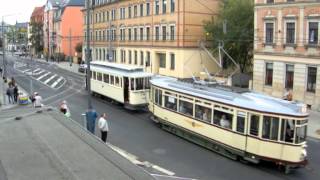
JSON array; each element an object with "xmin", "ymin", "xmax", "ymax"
[
  {"xmin": 309, "ymin": 22, "xmax": 318, "ymax": 45},
  {"xmin": 266, "ymin": 0, "xmax": 274, "ymax": 3},
  {"xmin": 170, "ymin": 25, "xmax": 175, "ymax": 40},
  {"xmin": 146, "ymin": 27, "xmax": 150, "ymax": 41},
  {"xmin": 134, "ymin": 51, "xmax": 138, "ymax": 65},
  {"xmin": 159, "ymin": 53, "xmax": 166, "ymax": 68},
  {"xmin": 162, "ymin": 26, "xmax": 167, "ymax": 40},
  {"xmin": 162, "ymin": 0, "xmax": 167, "ymax": 14},
  {"xmin": 140, "ymin": 51, "xmax": 144, "ymax": 66},
  {"xmin": 129, "ymin": 50, "xmax": 132, "ymax": 64},
  {"xmin": 146, "ymin": 2, "xmax": 150, "ymax": 16},
  {"xmin": 170, "ymin": 53, "xmax": 175, "ymax": 70},
  {"xmin": 170, "ymin": 0, "xmax": 175, "ymax": 12},
  {"xmin": 307, "ymin": 66, "xmax": 317, "ymax": 93},
  {"xmin": 236, "ymin": 112, "xmax": 246, "ymax": 133},
  {"xmin": 286, "ymin": 22, "xmax": 295, "ymax": 44},
  {"xmin": 106, "ymin": 11, "xmax": 110, "ymax": 21},
  {"xmin": 265, "ymin": 62, "xmax": 273, "ymax": 86},
  {"xmin": 140, "ymin": 4, "xmax": 144, "ymax": 16},
  {"xmin": 140, "ymin": 27, "xmax": 144, "ymax": 41},
  {"xmin": 134, "ymin": 28, "xmax": 138, "ymax": 41},
  {"xmin": 128, "ymin": 6, "xmax": 132, "ymax": 18},
  {"xmin": 265, "ymin": 22, "xmax": 274, "ymax": 44},
  {"xmin": 128, "ymin": 28, "xmax": 132, "ymax": 41},
  {"xmin": 285, "ymin": 64, "xmax": 294, "ymax": 89},
  {"xmin": 155, "ymin": 26, "xmax": 160, "ymax": 40},
  {"xmin": 134, "ymin": 5, "xmax": 137, "ymax": 17},
  {"xmin": 155, "ymin": 0, "xmax": 160, "ymax": 15},
  {"xmin": 146, "ymin": 51, "xmax": 151, "ymax": 67}
]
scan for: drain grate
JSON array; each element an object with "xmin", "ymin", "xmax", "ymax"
[{"xmin": 0, "ymin": 160, "xmax": 8, "ymax": 180}]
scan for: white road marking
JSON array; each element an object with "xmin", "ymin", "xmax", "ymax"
[
  {"xmin": 44, "ymin": 74, "xmax": 57, "ymax": 84},
  {"xmin": 34, "ymin": 70, "xmax": 45, "ymax": 76},
  {"xmin": 151, "ymin": 174, "xmax": 198, "ymax": 180},
  {"xmin": 33, "ymin": 68, "xmax": 41, "ymax": 73},
  {"xmin": 22, "ymin": 69, "xmax": 31, "ymax": 73},
  {"xmin": 51, "ymin": 77, "xmax": 64, "ymax": 88},
  {"xmin": 108, "ymin": 144, "xmax": 175, "ymax": 176},
  {"xmin": 37, "ymin": 72, "xmax": 51, "ymax": 80}
]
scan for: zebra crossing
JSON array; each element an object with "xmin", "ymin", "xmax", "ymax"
[{"xmin": 14, "ymin": 62, "xmax": 66, "ymax": 89}]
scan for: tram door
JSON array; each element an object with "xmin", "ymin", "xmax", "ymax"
[{"xmin": 124, "ymin": 77, "xmax": 129, "ymax": 103}]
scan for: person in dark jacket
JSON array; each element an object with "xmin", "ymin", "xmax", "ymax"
[
  {"xmin": 85, "ymin": 106, "xmax": 98, "ymax": 134},
  {"xmin": 13, "ymin": 85, "xmax": 19, "ymax": 103}
]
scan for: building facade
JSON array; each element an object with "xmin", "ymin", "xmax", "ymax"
[
  {"xmin": 83, "ymin": 0, "xmax": 220, "ymax": 78},
  {"xmin": 30, "ymin": 6, "xmax": 45, "ymax": 56},
  {"xmin": 253, "ymin": 0, "xmax": 320, "ymax": 109},
  {"xmin": 53, "ymin": 0, "xmax": 84, "ymax": 61}
]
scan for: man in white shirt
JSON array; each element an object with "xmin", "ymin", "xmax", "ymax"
[
  {"xmin": 33, "ymin": 92, "xmax": 42, "ymax": 108},
  {"xmin": 98, "ymin": 113, "xmax": 109, "ymax": 142}
]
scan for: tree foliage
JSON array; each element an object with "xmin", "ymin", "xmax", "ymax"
[
  {"xmin": 75, "ymin": 42, "xmax": 82, "ymax": 54},
  {"xmin": 29, "ymin": 21, "xmax": 44, "ymax": 54},
  {"xmin": 204, "ymin": 0, "xmax": 254, "ymax": 73}
]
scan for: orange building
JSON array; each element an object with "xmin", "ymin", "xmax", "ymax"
[{"xmin": 53, "ymin": 0, "xmax": 84, "ymax": 61}]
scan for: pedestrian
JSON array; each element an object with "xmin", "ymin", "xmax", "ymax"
[
  {"xmin": 13, "ymin": 85, "xmax": 19, "ymax": 103},
  {"xmin": 0, "ymin": 67, "xmax": 2, "ymax": 77},
  {"xmin": 60, "ymin": 100, "xmax": 71, "ymax": 117},
  {"xmin": 85, "ymin": 106, "xmax": 98, "ymax": 134},
  {"xmin": 6, "ymin": 84, "xmax": 14, "ymax": 104},
  {"xmin": 33, "ymin": 92, "xmax": 42, "ymax": 108},
  {"xmin": 98, "ymin": 113, "xmax": 109, "ymax": 143}
]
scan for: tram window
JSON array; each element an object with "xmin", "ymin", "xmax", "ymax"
[
  {"xmin": 115, "ymin": 76, "xmax": 120, "ymax": 86},
  {"xmin": 110, "ymin": 75, "xmax": 115, "ymax": 85},
  {"xmin": 155, "ymin": 89, "xmax": 162, "ymax": 106},
  {"xmin": 164, "ymin": 96, "xmax": 177, "ymax": 111},
  {"xmin": 131, "ymin": 78, "xmax": 135, "ymax": 90},
  {"xmin": 280, "ymin": 119, "xmax": 295, "ymax": 143},
  {"xmin": 97, "ymin": 73, "xmax": 102, "ymax": 81},
  {"xmin": 179, "ymin": 100, "xmax": 194, "ymax": 117},
  {"xmin": 262, "ymin": 116, "xmax": 279, "ymax": 140},
  {"xmin": 250, "ymin": 114, "xmax": 260, "ymax": 136},
  {"xmin": 92, "ymin": 71, "xmax": 97, "ymax": 80},
  {"xmin": 103, "ymin": 74, "xmax": 109, "ymax": 83},
  {"xmin": 295, "ymin": 125, "xmax": 307, "ymax": 144},
  {"xmin": 136, "ymin": 78, "xmax": 144, "ymax": 90},
  {"xmin": 145, "ymin": 77, "xmax": 151, "ymax": 89},
  {"xmin": 213, "ymin": 110, "xmax": 233, "ymax": 129},
  {"xmin": 195, "ymin": 105, "xmax": 212, "ymax": 123},
  {"xmin": 236, "ymin": 112, "xmax": 246, "ymax": 133}
]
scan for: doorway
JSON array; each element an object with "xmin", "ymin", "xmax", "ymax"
[{"xmin": 124, "ymin": 77, "xmax": 129, "ymax": 103}]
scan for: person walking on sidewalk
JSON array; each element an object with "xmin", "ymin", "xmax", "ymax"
[
  {"xmin": 13, "ymin": 85, "xmax": 19, "ymax": 103},
  {"xmin": 6, "ymin": 84, "xmax": 14, "ymax": 104},
  {"xmin": 98, "ymin": 113, "xmax": 109, "ymax": 143},
  {"xmin": 33, "ymin": 92, "xmax": 42, "ymax": 108},
  {"xmin": 85, "ymin": 106, "xmax": 98, "ymax": 134},
  {"xmin": 60, "ymin": 100, "xmax": 71, "ymax": 117}
]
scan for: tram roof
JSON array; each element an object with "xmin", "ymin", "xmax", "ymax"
[
  {"xmin": 150, "ymin": 76, "xmax": 308, "ymax": 117},
  {"xmin": 90, "ymin": 61, "xmax": 153, "ymax": 78}
]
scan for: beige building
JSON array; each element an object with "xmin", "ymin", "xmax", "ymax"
[
  {"xmin": 253, "ymin": 0, "xmax": 320, "ymax": 109},
  {"xmin": 83, "ymin": 0, "xmax": 220, "ymax": 78}
]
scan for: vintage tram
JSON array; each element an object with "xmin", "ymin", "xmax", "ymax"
[
  {"xmin": 149, "ymin": 76, "xmax": 308, "ymax": 172},
  {"xmin": 90, "ymin": 61, "xmax": 153, "ymax": 110}
]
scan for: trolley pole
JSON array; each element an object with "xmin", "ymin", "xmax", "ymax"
[
  {"xmin": 86, "ymin": 0, "xmax": 92, "ymax": 109},
  {"xmin": 69, "ymin": 28, "xmax": 72, "ymax": 66}
]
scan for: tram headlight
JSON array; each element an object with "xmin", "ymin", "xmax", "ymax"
[{"xmin": 300, "ymin": 148, "xmax": 307, "ymax": 160}]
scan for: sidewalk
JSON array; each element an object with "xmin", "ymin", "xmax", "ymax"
[{"xmin": 0, "ymin": 78, "xmax": 29, "ymax": 110}]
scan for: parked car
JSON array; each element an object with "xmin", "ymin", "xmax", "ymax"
[{"xmin": 78, "ymin": 63, "xmax": 87, "ymax": 73}]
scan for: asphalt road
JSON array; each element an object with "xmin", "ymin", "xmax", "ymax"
[{"xmin": 4, "ymin": 55, "xmax": 320, "ymax": 180}]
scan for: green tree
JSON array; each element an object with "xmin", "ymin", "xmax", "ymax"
[
  {"xmin": 29, "ymin": 21, "xmax": 44, "ymax": 55},
  {"xmin": 204, "ymin": 0, "xmax": 254, "ymax": 73}
]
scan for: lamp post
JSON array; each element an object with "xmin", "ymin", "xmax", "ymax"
[{"xmin": 85, "ymin": 0, "xmax": 92, "ymax": 109}]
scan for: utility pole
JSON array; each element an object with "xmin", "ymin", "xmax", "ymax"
[
  {"xmin": 86, "ymin": 0, "xmax": 92, "ymax": 108},
  {"xmin": 69, "ymin": 28, "xmax": 72, "ymax": 66},
  {"xmin": 2, "ymin": 19, "xmax": 6, "ymax": 80}
]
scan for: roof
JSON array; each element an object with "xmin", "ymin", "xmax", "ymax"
[
  {"xmin": 91, "ymin": 61, "xmax": 153, "ymax": 78},
  {"xmin": 150, "ymin": 76, "xmax": 309, "ymax": 117},
  {"xmin": 0, "ymin": 107, "xmax": 155, "ymax": 180},
  {"xmin": 66, "ymin": 0, "xmax": 85, "ymax": 6}
]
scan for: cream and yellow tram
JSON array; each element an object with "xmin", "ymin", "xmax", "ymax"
[
  {"xmin": 149, "ymin": 76, "xmax": 308, "ymax": 172},
  {"xmin": 90, "ymin": 61, "xmax": 153, "ymax": 110}
]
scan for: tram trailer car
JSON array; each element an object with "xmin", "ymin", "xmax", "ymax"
[
  {"xmin": 90, "ymin": 61, "xmax": 153, "ymax": 110},
  {"xmin": 149, "ymin": 76, "xmax": 308, "ymax": 173}
]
